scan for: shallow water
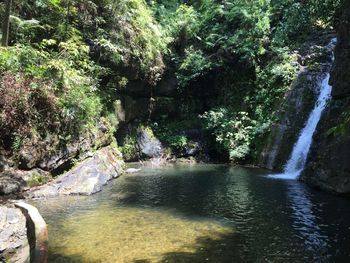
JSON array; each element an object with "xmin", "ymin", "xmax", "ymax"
[{"xmin": 31, "ymin": 164, "xmax": 350, "ymax": 263}]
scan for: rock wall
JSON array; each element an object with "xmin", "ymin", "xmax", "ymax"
[
  {"xmin": 301, "ymin": 2, "xmax": 350, "ymax": 194},
  {"xmin": 258, "ymin": 33, "xmax": 336, "ymax": 171},
  {"xmin": 116, "ymin": 67, "xmax": 216, "ymax": 162},
  {"xmin": 0, "ymin": 120, "xmax": 116, "ymax": 196}
]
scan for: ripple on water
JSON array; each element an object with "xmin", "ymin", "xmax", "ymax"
[{"xmin": 29, "ymin": 164, "xmax": 350, "ymax": 263}]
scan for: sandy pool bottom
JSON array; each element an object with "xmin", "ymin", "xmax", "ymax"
[{"xmin": 48, "ymin": 204, "xmax": 235, "ymax": 263}]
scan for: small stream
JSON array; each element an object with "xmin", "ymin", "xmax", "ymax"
[{"xmin": 30, "ymin": 164, "xmax": 350, "ymax": 263}]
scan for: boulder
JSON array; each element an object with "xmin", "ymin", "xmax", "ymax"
[
  {"xmin": 137, "ymin": 128, "xmax": 163, "ymax": 159},
  {"xmin": 0, "ymin": 168, "xmax": 52, "ymax": 196},
  {"xmin": 117, "ymin": 124, "xmax": 165, "ymax": 161},
  {"xmin": 27, "ymin": 147, "xmax": 125, "ymax": 198},
  {"xmin": 126, "ymin": 168, "xmax": 142, "ymax": 174},
  {"xmin": 177, "ymin": 129, "xmax": 209, "ymax": 159},
  {"xmin": 0, "ymin": 171, "xmax": 26, "ymax": 195},
  {"xmin": 0, "ymin": 205, "xmax": 30, "ymax": 263}
]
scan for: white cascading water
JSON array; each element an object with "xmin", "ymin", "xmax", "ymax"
[{"xmin": 270, "ymin": 38, "xmax": 336, "ymax": 180}]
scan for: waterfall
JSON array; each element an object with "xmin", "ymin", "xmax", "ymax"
[{"xmin": 270, "ymin": 38, "xmax": 336, "ymax": 180}]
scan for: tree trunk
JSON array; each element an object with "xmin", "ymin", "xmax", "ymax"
[{"xmin": 1, "ymin": 0, "xmax": 12, "ymax": 46}]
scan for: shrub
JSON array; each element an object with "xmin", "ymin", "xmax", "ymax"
[
  {"xmin": 201, "ymin": 109, "xmax": 257, "ymax": 160},
  {"xmin": 0, "ymin": 41, "xmax": 104, "ymax": 151},
  {"xmin": 0, "ymin": 72, "xmax": 59, "ymax": 139}
]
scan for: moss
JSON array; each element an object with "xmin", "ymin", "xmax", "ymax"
[
  {"xmin": 27, "ymin": 173, "xmax": 51, "ymax": 188},
  {"xmin": 141, "ymin": 125, "xmax": 157, "ymax": 140},
  {"xmin": 110, "ymin": 141, "xmax": 124, "ymax": 160},
  {"xmin": 120, "ymin": 132, "xmax": 139, "ymax": 161}
]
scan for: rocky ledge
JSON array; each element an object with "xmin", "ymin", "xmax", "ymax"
[
  {"xmin": 27, "ymin": 146, "xmax": 125, "ymax": 198},
  {"xmin": 0, "ymin": 202, "xmax": 48, "ymax": 263},
  {"xmin": 0, "ymin": 205, "xmax": 29, "ymax": 263}
]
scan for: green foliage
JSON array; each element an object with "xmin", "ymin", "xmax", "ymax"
[
  {"xmin": 199, "ymin": 0, "xmax": 271, "ymax": 60},
  {"xmin": 11, "ymin": 134, "xmax": 23, "ymax": 153},
  {"xmin": 250, "ymin": 48, "xmax": 299, "ymax": 121},
  {"xmin": 201, "ymin": 110, "xmax": 256, "ymax": 160},
  {"xmin": 76, "ymin": 0, "xmax": 166, "ymax": 84},
  {"xmin": 271, "ymin": 0, "xmax": 340, "ymax": 46},
  {"xmin": 0, "ymin": 0, "xmax": 341, "ymax": 163},
  {"xmin": 27, "ymin": 173, "xmax": 51, "ymax": 188},
  {"xmin": 167, "ymin": 135, "xmax": 188, "ymax": 150},
  {"xmin": 177, "ymin": 47, "xmax": 212, "ymax": 87},
  {"xmin": 0, "ymin": 41, "xmax": 104, "ymax": 147},
  {"xmin": 10, "ymin": 16, "xmax": 45, "ymax": 44},
  {"xmin": 153, "ymin": 3, "xmax": 198, "ymax": 48},
  {"xmin": 327, "ymin": 111, "xmax": 350, "ymax": 136},
  {"xmin": 198, "ymin": 47, "xmax": 298, "ymax": 161},
  {"xmin": 151, "ymin": 119, "xmax": 198, "ymax": 153},
  {"xmin": 153, "ymin": 0, "xmax": 325, "ymax": 161},
  {"xmin": 120, "ymin": 133, "xmax": 138, "ymax": 161}
]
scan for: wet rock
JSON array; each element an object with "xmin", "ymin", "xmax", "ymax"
[
  {"xmin": 331, "ymin": 4, "xmax": 350, "ymax": 99},
  {"xmin": 176, "ymin": 156, "xmax": 197, "ymax": 164},
  {"xmin": 0, "ymin": 205, "xmax": 30, "ymax": 263},
  {"xmin": 302, "ymin": 97, "xmax": 350, "ymax": 194},
  {"xmin": 301, "ymin": 4, "xmax": 350, "ymax": 194},
  {"xmin": 28, "ymin": 147, "xmax": 125, "ymax": 198},
  {"xmin": 182, "ymin": 141, "xmax": 201, "ymax": 156},
  {"xmin": 258, "ymin": 34, "xmax": 336, "ymax": 171}
]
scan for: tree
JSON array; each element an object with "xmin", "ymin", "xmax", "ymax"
[{"xmin": 1, "ymin": 0, "xmax": 12, "ymax": 46}]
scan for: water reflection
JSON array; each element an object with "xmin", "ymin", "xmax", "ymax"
[
  {"xmin": 30, "ymin": 165, "xmax": 350, "ymax": 263},
  {"xmin": 286, "ymin": 181, "xmax": 329, "ymax": 258}
]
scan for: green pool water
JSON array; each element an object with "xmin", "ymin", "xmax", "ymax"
[{"xmin": 31, "ymin": 164, "xmax": 350, "ymax": 263}]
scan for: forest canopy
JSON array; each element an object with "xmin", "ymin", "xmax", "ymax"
[{"xmin": 0, "ymin": 0, "xmax": 341, "ymax": 161}]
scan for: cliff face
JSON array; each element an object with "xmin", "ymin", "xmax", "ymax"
[
  {"xmin": 258, "ymin": 34, "xmax": 336, "ymax": 171},
  {"xmin": 301, "ymin": 3, "xmax": 350, "ymax": 194}
]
